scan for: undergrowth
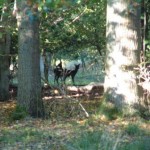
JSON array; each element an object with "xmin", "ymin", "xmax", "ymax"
[
  {"xmin": 64, "ymin": 128, "xmax": 150, "ymax": 150},
  {"xmin": 98, "ymin": 100, "xmax": 122, "ymax": 120},
  {"xmin": 9, "ymin": 105, "xmax": 28, "ymax": 121},
  {"xmin": 0, "ymin": 100, "xmax": 150, "ymax": 150},
  {"xmin": 125, "ymin": 123, "xmax": 146, "ymax": 136}
]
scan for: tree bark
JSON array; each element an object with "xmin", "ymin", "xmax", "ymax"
[
  {"xmin": 104, "ymin": 0, "xmax": 142, "ymax": 113},
  {"xmin": 43, "ymin": 50, "xmax": 51, "ymax": 83},
  {"xmin": 0, "ymin": 29, "xmax": 10, "ymax": 101},
  {"xmin": 16, "ymin": 0, "xmax": 44, "ymax": 117},
  {"xmin": 0, "ymin": 2, "xmax": 11, "ymax": 101}
]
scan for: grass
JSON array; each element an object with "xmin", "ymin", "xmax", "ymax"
[
  {"xmin": 0, "ymin": 115, "xmax": 150, "ymax": 150},
  {"xmin": 0, "ymin": 128, "xmax": 45, "ymax": 144},
  {"xmin": 98, "ymin": 100, "xmax": 122, "ymax": 120},
  {"xmin": 65, "ymin": 130, "xmax": 119, "ymax": 150},
  {"xmin": 1, "ymin": 126, "xmax": 149, "ymax": 150},
  {"xmin": 124, "ymin": 123, "xmax": 145, "ymax": 136},
  {"xmin": 64, "ymin": 129, "xmax": 150, "ymax": 150},
  {"xmin": 0, "ymin": 100, "xmax": 150, "ymax": 150},
  {"xmin": 9, "ymin": 105, "xmax": 28, "ymax": 121},
  {"xmin": 0, "ymin": 123, "xmax": 57, "ymax": 149},
  {"xmin": 119, "ymin": 138, "xmax": 150, "ymax": 150}
]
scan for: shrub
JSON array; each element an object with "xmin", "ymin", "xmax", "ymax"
[
  {"xmin": 99, "ymin": 101, "xmax": 122, "ymax": 120},
  {"xmin": 124, "ymin": 123, "xmax": 144, "ymax": 136},
  {"xmin": 9, "ymin": 105, "xmax": 28, "ymax": 121}
]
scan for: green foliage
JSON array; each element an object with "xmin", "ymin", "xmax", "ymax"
[
  {"xmin": 0, "ymin": 127, "xmax": 52, "ymax": 146},
  {"xmin": 40, "ymin": 0, "xmax": 106, "ymax": 59},
  {"xmin": 99, "ymin": 100, "xmax": 122, "ymax": 120},
  {"xmin": 124, "ymin": 123, "xmax": 145, "ymax": 136},
  {"xmin": 0, "ymin": 102, "xmax": 150, "ymax": 150},
  {"xmin": 138, "ymin": 107, "xmax": 150, "ymax": 120},
  {"xmin": 0, "ymin": 0, "xmax": 4, "ymax": 5},
  {"xmin": 65, "ymin": 129, "xmax": 150, "ymax": 150},
  {"xmin": 65, "ymin": 130, "xmax": 103, "ymax": 150},
  {"xmin": 119, "ymin": 138, "xmax": 150, "ymax": 150},
  {"xmin": 9, "ymin": 105, "xmax": 28, "ymax": 121}
]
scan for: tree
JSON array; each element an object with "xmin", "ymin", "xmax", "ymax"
[
  {"xmin": 42, "ymin": 49, "xmax": 51, "ymax": 83},
  {"xmin": 40, "ymin": 0, "xmax": 106, "ymax": 60},
  {"xmin": 0, "ymin": 28, "xmax": 11, "ymax": 101},
  {"xmin": 104, "ymin": 0, "xmax": 142, "ymax": 113},
  {"xmin": 143, "ymin": 0, "xmax": 150, "ymax": 59},
  {"xmin": 0, "ymin": 2, "xmax": 11, "ymax": 101},
  {"xmin": 15, "ymin": 0, "xmax": 44, "ymax": 117}
]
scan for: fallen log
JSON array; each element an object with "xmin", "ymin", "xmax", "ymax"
[{"xmin": 66, "ymin": 82, "xmax": 104, "ymax": 98}]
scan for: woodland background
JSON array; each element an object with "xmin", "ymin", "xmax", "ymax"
[{"xmin": 0, "ymin": 0, "xmax": 150, "ymax": 149}]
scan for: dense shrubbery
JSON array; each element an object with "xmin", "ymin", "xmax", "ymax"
[{"xmin": 9, "ymin": 105, "xmax": 28, "ymax": 121}]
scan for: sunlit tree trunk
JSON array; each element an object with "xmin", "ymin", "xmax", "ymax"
[
  {"xmin": 104, "ymin": 0, "xmax": 142, "ymax": 113},
  {"xmin": 16, "ymin": 0, "xmax": 45, "ymax": 117}
]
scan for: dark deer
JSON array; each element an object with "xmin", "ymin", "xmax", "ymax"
[
  {"xmin": 63, "ymin": 64, "xmax": 80, "ymax": 85},
  {"xmin": 54, "ymin": 61, "xmax": 63, "ymax": 84}
]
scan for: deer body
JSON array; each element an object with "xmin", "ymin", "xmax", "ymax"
[
  {"xmin": 54, "ymin": 63, "xmax": 80, "ymax": 85},
  {"xmin": 54, "ymin": 61, "xmax": 63, "ymax": 84},
  {"xmin": 63, "ymin": 64, "xmax": 80, "ymax": 85}
]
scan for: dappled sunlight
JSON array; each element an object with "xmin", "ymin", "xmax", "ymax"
[
  {"xmin": 107, "ymin": 2, "xmax": 127, "ymax": 24},
  {"xmin": 0, "ymin": 99, "xmax": 150, "ymax": 149},
  {"xmin": 105, "ymin": 0, "xmax": 141, "ymax": 110},
  {"xmin": 105, "ymin": 71, "xmax": 138, "ymax": 106},
  {"xmin": 0, "ymin": 101, "xmax": 16, "ymax": 126}
]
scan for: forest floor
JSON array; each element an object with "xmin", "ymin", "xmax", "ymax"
[{"xmin": 0, "ymin": 86, "xmax": 150, "ymax": 150}]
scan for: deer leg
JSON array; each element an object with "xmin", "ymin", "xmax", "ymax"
[
  {"xmin": 57, "ymin": 76, "xmax": 60, "ymax": 85},
  {"xmin": 63, "ymin": 75, "xmax": 67, "ymax": 84},
  {"xmin": 71, "ymin": 75, "xmax": 75, "ymax": 85},
  {"xmin": 54, "ymin": 75, "xmax": 59, "ymax": 85},
  {"xmin": 54, "ymin": 75, "xmax": 56, "ymax": 84}
]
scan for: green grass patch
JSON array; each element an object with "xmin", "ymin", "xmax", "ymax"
[
  {"xmin": 124, "ymin": 123, "xmax": 146, "ymax": 136},
  {"xmin": 0, "ymin": 127, "xmax": 50, "ymax": 144},
  {"xmin": 9, "ymin": 105, "xmax": 28, "ymax": 121},
  {"xmin": 99, "ymin": 100, "xmax": 122, "ymax": 120},
  {"xmin": 65, "ymin": 130, "xmax": 103, "ymax": 150},
  {"xmin": 119, "ymin": 137, "xmax": 150, "ymax": 150},
  {"xmin": 64, "ymin": 129, "xmax": 150, "ymax": 150}
]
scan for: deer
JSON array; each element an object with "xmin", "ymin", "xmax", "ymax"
[
  {"xmin": 63, "ymin": 64, "xmax": 80, "ymax": 85},
  {"xmin": 54, "ymin": 63, "xmax": 80, "ymax": 85},
  {"xmin": 53, "ymin": 61, "xmax": 63, "ymax": 84}
]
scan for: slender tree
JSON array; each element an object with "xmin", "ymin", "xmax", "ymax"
[
  {"xmin": 104, "ymin": 0, "xmax": 142, "ymax": 113},
  {"xmin": 15, "ymin": 0, "xmax": 44, "ymax": 117},
  {"xmin": 0, "ymin": 3, "xmax": 11, "ymax": 101},
  {"xmin": 0, "ymin": 28, "xmax": 11, "ymax": 101}
]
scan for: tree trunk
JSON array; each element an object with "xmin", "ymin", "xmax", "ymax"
[
  {"xmin": 43, "ymin": 50, "xmax": 51, "ymax": 83},
  {"xmin": 104, "ymin": 0, "xmax": 142, "ymax": 113},
  {"xmin": 0, "ymin": 2, "xmax": 11, "ymax": 101},
  {"xmin": 17, "ymin": 1, "xmax": 44, "ymax": 117},
  {"xmin": 0, "ymin": 28, "xmax": 10, "ymax": 101}
]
